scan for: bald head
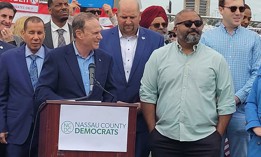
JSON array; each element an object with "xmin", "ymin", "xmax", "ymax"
[
  {"xmin": 174, "ymin": 9, "xmax": 202, "ymax": 25},
  {"xmin": 117, "ymin": 0, "xmax": 141, "ymax": 36},
  {"xmin": 118, "ymin": 0, "xmax": 140, "ymax": 13}
]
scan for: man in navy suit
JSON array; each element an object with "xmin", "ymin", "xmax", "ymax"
[
  {"xmin": 0, "ymin": 16, "xmax": 50, "ymax": 157},
  {"xmin": 0, "ymin": 41, "xmax": 15, "ymax": 157},
  {"xmin": 0, "ymin": 41, "xmax": 15, "ymax": 54},
  {"xmin": 99, "ymin": 0, "xmax": 164, "ymax": 156},
  {"xmin": 35, "ymin": 12, "xmax": 116, "ymax": 104}
]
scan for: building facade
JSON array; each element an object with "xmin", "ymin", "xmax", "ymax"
[{"xmin": 184, "ymin": 0, "xmax": 210, "ymax": 16}]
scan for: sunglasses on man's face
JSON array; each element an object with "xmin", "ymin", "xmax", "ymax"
[
  {"xmin": 169, "ymin": 33, "xmax": 176, "ymax": 38},
  {"xmin": 175, "ymin": 20, "xmax": 203, "ymax": 28},
  {"xmin": 86, "ymin": 10, "xmax": 102, "ymax": 15},
  {"xmin": 223, "ymin": 6, "xmax": 246, "ymax": 13},
  {"xmin": 151, "ymin": 22, "xmax": 168, "ymax": 29}
]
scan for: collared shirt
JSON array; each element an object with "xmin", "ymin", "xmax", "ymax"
[
  {"xmin": 50, "ymin": 20, "xmax": 70, "ymax": 48},
  {"xmin": 25, "ymin": 45, "xmax": 45, "ymax": 77},
  {"xmin": 118, "ymin": 28, "xmax": 139, "ymax": 82},
  {"xmin": 201, "ymin": 23, "xmax": 261, "ymax": 113},
  {"xmin": 73, "ymin": 42, "xmax": 94, "ymax": 95},
  {"xmin": 140, "ymin": 42, "xmax": 235, "ymax": 141}
]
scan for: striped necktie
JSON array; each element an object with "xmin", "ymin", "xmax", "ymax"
[{"xmin": 57, "ymin": 29, "xmax": 66, "ymax": 47}]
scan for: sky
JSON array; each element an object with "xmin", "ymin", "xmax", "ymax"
[{"xmin": 140, "ymin": 0, "xmax": 261, "ymax": 21}]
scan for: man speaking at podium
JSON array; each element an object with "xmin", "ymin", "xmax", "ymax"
[{"xmin": 35, "ymin": 12, "xmax": 117, "ymax": 104}]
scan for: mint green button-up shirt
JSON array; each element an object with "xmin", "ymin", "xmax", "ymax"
[{"xmin": 140, "ymin": 42, "xmax": 236, "ymax": 141}]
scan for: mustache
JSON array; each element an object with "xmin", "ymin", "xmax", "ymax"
[{"xmin": 188, "ymin": 29, "xmax": 199, "ymax": 34}]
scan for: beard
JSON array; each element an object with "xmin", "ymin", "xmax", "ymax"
[
  {"xmin": 185, "ymin": 34, "xmax": 200, "ymax": 44},
  {"xmin": 60, "ymin": 17, "xmax": 69, "ymax": 23},
  {"xmin": 185, "ymin": 29, "xmax": 201, "ymax": 44}
]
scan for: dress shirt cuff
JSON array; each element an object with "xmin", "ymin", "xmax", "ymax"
[
  {"xmin": 235, "ymin": 90, "xmax": 247, "ymax": 104},
  {"xmin": 246, "ymin": 121, "xmax": 261, "ymax": 134},
  {"xmin": 218, "ymin": 104, "xmax": 236, "ymax": 115}
]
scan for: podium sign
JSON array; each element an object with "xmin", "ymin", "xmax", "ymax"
[
  {"xmin": 39, "ymin": 100, "xmax": 137, "ymax": 157},
  {"xmin": 58, "ymin": 105, "xmax": 129, "ymax": 152}
]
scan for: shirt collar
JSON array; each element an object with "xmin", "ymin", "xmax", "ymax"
[
  {"xmin": 176, "ymin": 41, "xmax": 200, "ymax": 55},
  {"xmin": 219, "ymin": 22, "xmax": 242, "ymax": 35},
  {"xmin": 25, "ymin": 45, "xmax": 45, "ymax": 58},
  {"xmin": 50, "ymin": 19, "xmax": 69, "ymax": 33},
  {"xmin": 118, "ymin": 27, "xmax": 139, "ymax": 39},
  {"xmin": 72, "ymin": 41, "xmax": 94, "ymax": 59}
]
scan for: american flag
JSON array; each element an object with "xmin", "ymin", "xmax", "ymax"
[{"xmin": 224, "ymin": 137, "xmax": 230, "ymax": 157}]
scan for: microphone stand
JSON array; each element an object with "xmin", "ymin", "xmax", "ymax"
[{"xmin": 92, "ymin": 76, "xmax": 115, "ymax": 102}]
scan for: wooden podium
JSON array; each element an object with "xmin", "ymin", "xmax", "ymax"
[{"xmin": 38, "ymin": 100, "xmax": 138, "ymax": 157}]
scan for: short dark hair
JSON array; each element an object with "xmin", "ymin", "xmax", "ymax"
[
  {"xmin": 72, "ymin": 12, "xmax": 97, "ymax": 38},
  {"xmin": 0, "ymin": 2, "xmax": 17, "ymax": 15},
  {"xmin": 48, "ymin": 0, "xmax": 54, "ymax": 8},
  {"xmin": 23, "ymin": 16, "xmax": 44, "ymax": 31},
  {"xmin": 244, "ymin": 4, "xmax": 251, "ymax": 10},
  {"xmin": 219, "ymin": 0, "xmax": 245, "ymax": 7}
]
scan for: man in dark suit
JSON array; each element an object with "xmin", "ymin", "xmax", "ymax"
[
  {"xmin": 0, "ymin": 2, "xmax": 17, "ymax": 46},
  {"xmin": 0, "ymin": 16, "xmax": 50, "ymax": 157},
  {"xmin": 0, "ymin": 41, "xmax": 15, "ymax": 157},
  {"xmin": 35, "ymin": 12, "xmax": 116, "ymax": 104},
  {"xmin": 43, "ymin": 0, "xmax": 72, "ymax": 48},
  {"xmin": 99, "ymin": 0, "xmax": 164, "ymax": 157},
  {"xmin": 0, "ymin": 41, "xmax": 15, "ymax": 54}
]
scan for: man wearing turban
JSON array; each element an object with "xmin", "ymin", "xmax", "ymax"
[{"xmin": 140, "ymin": 6, "xmax": 168, "ymax": 37}]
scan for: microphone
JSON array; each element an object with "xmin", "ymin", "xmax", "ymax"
[
  {"xmin": 75, "ymin": 63, "xmax": 115, "ymax": 102},
  {"xmin": 89, "ymin": 63, "xmax": 95, "ymax": 93},
  {"xmin": 74, "ymin": 63, "xmax": 95, "ymax": 101}
]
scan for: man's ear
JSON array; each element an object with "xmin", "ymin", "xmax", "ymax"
[
  {"xmin": 21, "ymin": 30, "xmax": 25, "ymax": 40},
  {"xmin": 75, "ymin": 29, "xmax": 83, "ymax": 39},
  {"xmin": 48, "ymin": 8, "xmax": 52, "ymax": 14}
]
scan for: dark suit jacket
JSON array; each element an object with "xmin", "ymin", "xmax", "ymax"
[
  {"xmin": 35, "ymin": 43, "xmax": 117, "ymax": 104},
  {"xmin": 43, "ymin": 21, "xmax": 73, "ymax": 49},
  {"xmin": 0, "ymin": 41, "xmax": 15, "ymax": 55},
  {"xmin": 0, "ymin": 45, "xmax": 50, "ymax": 144},
  {"xmin": 99, "ymin": 26, "xmax": 164, "ymax": 132}
]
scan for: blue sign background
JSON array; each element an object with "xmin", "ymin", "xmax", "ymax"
[{"xmin": 70, "ymin": 0, "xmax": 114, "ymax": 8}]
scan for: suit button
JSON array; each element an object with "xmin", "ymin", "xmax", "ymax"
[{"xmin": 257, "ymin": 142, "xmax": 261, "ymax": 145}]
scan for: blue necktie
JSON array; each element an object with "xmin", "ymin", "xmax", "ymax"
[{"xmin": 29, "ymin": 55, "xmax": 38, "ymax": 90}]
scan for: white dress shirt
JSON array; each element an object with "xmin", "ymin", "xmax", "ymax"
[
  {"xmin": 118, "ymin": 28, "xmax": 139, "ymax": 82},
  {"xmin": 50, "ymin": 20, "xmax": 71, "ymax": 48}
]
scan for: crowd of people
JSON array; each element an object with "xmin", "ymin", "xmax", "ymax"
[{"xmin": 0, "ymin": 0, "xmax": 260, "ymax": 157}]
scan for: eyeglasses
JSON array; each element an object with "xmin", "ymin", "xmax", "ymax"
[
  {"xmin": 151, "ymin": 23, "xmax": 168, "ymax": 28},
  {"xmin": 86, "ymin": 10, "xmax": 102, "ymax": 15},
  {"xmin": 175, "ymin": 20, "xmax": 203, "ymax": 28},
  {"xmin": 169, "ymin": 33, "xmax": 176, "ymax": 38},
  {"xmin": 223, "ymin": 6, "xmax": 246, "ymax": 13}
]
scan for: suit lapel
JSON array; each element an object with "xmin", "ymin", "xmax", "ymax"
[
  {"xmin": 64, "ymin": 44, "xmax": 85, "ymax": 94},
  {"xmin": 93, "ymin": 50, "xmax": 103, "ymax": 85},
  {"xmin": 68, "ymin": 24, "xmax": 73, "ymax": 42},
  {"xmin": 44, "ymin": 22, "xmax": 54, "ymax": 48},
  {"xmin": 128, "ymin": 28, "xmax": 146, "ymax": 81},
  {"xmin": 111, "ymin": 27, "xmax": 126, "ymax": 82},
  {"xmin": 16, "ymin": 46, "xmax": 34, "ymax": 91}
]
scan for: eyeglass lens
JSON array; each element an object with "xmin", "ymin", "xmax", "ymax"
[
  {"xmin": 225, "ymin": 6, "xmax": 246, "ymax": 13},
  {"xmin": 169, "ymin": 33, "xmax": 176, "ymax": 38},
  {"xmin": 176, "ymin": 20, "xmax": 203, "ymax": 28},
  {"xmin": 87, "ymin": 10, "xmax": 101, "ymax": 15},
  {"xmin": 152, "ymin": 23, "xmax": 168, "ymax": 28}
]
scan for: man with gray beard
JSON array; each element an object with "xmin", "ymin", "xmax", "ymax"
[
  {"xmin": 43, "ymin": 0, "xmax": 73, "ymax": 49},
  {"xmin": 140, "ymin": 9, "xmax": 236, "ymax": 157}
]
